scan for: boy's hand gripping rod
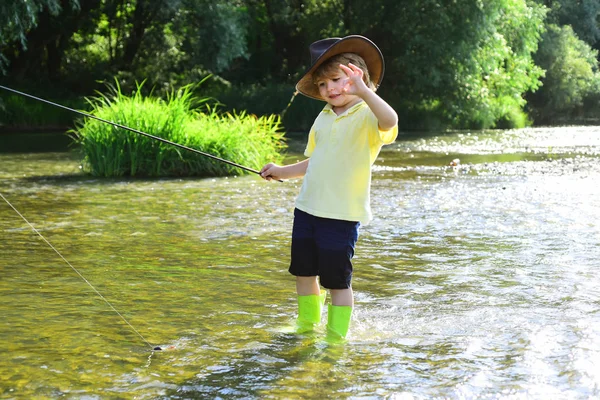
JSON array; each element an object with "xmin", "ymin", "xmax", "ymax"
[{"xmin": 0, "ymin": 85, "xmax": 282, "ymax": 181}]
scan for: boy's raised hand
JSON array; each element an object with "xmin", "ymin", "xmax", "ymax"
[{"xmin": 340, "ymin": 63, "xmax": 369, "ymax": 97}]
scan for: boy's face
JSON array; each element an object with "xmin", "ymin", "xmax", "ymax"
[{"xmin": 315, "ymin": 69, "xmax": 359, "ymax": 109}]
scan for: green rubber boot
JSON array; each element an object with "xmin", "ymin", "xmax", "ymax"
[
  {"xmin": 326, "ymin": 304, "xmax": 353, "ymax": 340},
  {"xmin": 296, "ymin": 292, "xmax": 327, "ymax": 333}
]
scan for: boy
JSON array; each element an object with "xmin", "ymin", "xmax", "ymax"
[{"xmin": 260, "ymin": 35, "xmax": 398, "ymax": 339}]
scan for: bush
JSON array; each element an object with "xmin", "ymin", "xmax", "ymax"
[{"xmin": 72, "ymin": 82, "xmax": 286, "ymax": 177}]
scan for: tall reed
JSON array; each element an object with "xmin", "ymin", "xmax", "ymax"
[{"xmin": 72, "ymin": 82, "xmax": 286, "ymax": 177}]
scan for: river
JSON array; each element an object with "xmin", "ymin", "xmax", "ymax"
[{"xmin": 1, "ymin": 127, "xmax": 599, "ymax": 399}]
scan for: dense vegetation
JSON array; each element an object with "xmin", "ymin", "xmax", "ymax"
[
  {"xmin": 73, "ymin": 83, "xmax": 284, "ymax": 177},
  {"xmin": 2, "ymin": 0, "xmax": 600, "ymax": 130}
]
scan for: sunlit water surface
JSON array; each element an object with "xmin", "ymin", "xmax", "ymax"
[{"xmin": 1, "ymin": 127, "xmax": 599, "ymax": 399}]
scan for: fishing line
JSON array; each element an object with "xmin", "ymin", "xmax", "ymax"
[
  {"xmin": 0, "ymin": 192, "xmax": 162, "ymax": 352},
  {"xmin": 0, "ymin": 84, "xmax": 266, "ymax": 178},
  {"xmin": 280, "ymin": 90, "xmax": 299, "ymax": 119}
]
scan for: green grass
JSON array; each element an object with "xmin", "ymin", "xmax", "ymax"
[{"xmin": 71, "ymin": 82, "xmax": 286, "ymax": 177}]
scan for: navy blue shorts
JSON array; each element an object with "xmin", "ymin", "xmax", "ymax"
[{"xmin": 289, "ymin": 208, "xmax": 360, "ymax": 289}]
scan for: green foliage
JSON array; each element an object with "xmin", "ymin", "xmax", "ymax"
[
  {"xmin": 377, "ymin": 0, "xmax": 545, "ymax": 129},
  {"xmin": 528, "ymin": 24, "xmax": 600, "ymax": 123},
  {"xmin": 0, "ymin": 0, "xmax": 80, "ymax": 73},
  {"xmin": 72, "ymin": 82, "xmax": 285, "ymax": 177},
  {"xmin": 0, "ymin": 93, "xmax": 84, "ymax": 128},
  {"xmin": 5, "ymin": 0, "xmax": 600, "ymax": 130},
  {"xmin": 61, "ymin": 0, "xmax": 249, "ymax": 85},
  {"xmin": 541, "ymin": 0, "xmax": 600, "ymax": 47},
  {"xmin": 210, "ymin": 83, "xmax": 324, "ymax": 132},
  {"xmin": 0, "ymin": 0, "xmax": 75, "ymax": 46},
  {"xmin": 173, "ymin": 0, "xmax": 250, "ymax": 73},
  {"xmin": 218, "ymin": 0, "xmax": 547, "ymax": 130}
]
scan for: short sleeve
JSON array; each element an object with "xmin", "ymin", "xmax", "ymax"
[
  {"xmin": 379, "ymin": 124, "xmax": 398, "ymax": 144},
  {"xmin": 304, "ymin": 127, "xmax": 317, "ymax": 157},
  {"xmin": 367, "ymin": 110, "xmax": 398, "ymax": 147}
]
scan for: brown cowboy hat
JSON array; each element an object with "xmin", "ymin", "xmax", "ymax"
[{"xmin": 295, "ymin": 35, "xmax": 385, "ymax": 101}]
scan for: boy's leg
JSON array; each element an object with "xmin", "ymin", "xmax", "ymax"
[
  {"xmin": 330, "ymin": 287, "xmax": 353, "ymax": 306},
  {"xmin": 327, "ymin": 304, "xmax": 353, "ymax": 339},
  {"xmin": 296, "ymin": 276, "xmax": 320, "ymax": 296},
  {"xmin": 314, "ymin": 217, "xmax": 359, "ymax": 340},
  {"xmin": 296, "ymin": 276, "xmax": 326, "ymax": 333},
  {"xmin": 288, "ymin": 209, "xmax": 358, "ymax": 337},
  {"xmin": 327, "ymin": 288, "xmax": 353, "ymax": 339},
  {"xmin": 288, "ymin": 209, "xmax": 322, "ymax": 332}
]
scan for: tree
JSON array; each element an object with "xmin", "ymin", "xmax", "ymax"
[
  {"xmin": 0, "ymin": 0, "xmax": 80, "ymax": 74},
  {"xmin": 528, "ymin": 24, "xmax": 600, "ymax": 122},
  {"xmin": 540, "ymin": 0, "xmax": 600, "ymax": 48},
  {"xmin": 347, "ymin": 0, "xmax": 547, "ymax": 128},
  {"xmin": 171, "ymin": 0, "xmax": 249, "ymax": 74},
  {"xmin": 5, "ymin": 0, "xmax": 590, "ymax": 130}
]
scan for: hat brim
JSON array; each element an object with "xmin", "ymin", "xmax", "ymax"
[{"xmin": 295, "ymin": 35, "xmax": 385, "ymax": 101}]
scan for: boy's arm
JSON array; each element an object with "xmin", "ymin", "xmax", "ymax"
[
  {"xmin": 260, "ymin": 158, "xmax": 309, "ymax": 181},
  {"xmin": 340, "ymin": 63, "xmax": 398, "ymax": 131},
  {"xmin": 359, "ymin": 89, "xmax": 398, "ymax": 131}
]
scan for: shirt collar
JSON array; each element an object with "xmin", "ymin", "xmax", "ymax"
[{"xmin": 322, "ymin": 100, "xmax": 365, "ymax": 117}]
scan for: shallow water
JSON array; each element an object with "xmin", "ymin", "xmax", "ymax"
[{"xmin": 1, "ymin": 127, "xmax": 599, "ymax": 399}]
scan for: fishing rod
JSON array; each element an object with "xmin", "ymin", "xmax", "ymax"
[{"xmin": 0, "ymin": 84, "xmax": 269, "ymax": 178}]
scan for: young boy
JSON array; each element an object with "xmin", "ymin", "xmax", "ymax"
[{"xmin": 260, "ymin": 35, "xmax": 398, "ymax": 339}]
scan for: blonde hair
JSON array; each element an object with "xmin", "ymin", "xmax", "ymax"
[{"xmin": 312, "ymin": 53, "xmax": 376, "ymax": 91}]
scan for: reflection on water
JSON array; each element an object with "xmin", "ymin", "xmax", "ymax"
[{"xmin": 1, "ymin": 127, "xmax": 600, "ymax": 398}]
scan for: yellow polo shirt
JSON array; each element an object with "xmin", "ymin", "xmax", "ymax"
[{"xmin": 295, "ymin": 101, "xmax": 398, "ymax": 224}]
